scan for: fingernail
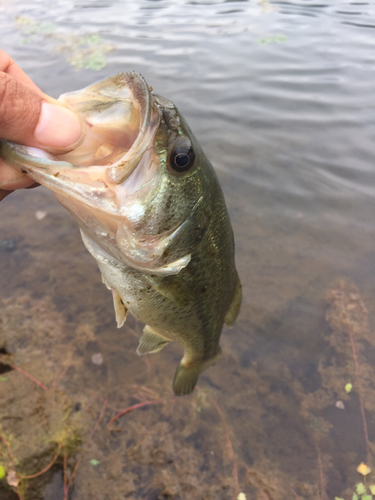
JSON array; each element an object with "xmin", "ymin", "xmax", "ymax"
[{"xmin": 35, "ymin": 102, "xmax": 83, "ymax": 149}]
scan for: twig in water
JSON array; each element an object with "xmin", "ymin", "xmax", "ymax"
[
  {"xmin": 208, "ymin": 394, "xmax": 240, "ymax": 497},
  {"xmin": 314, "ymin": 437, "xmax": 326, "ymax": 500},
  {"xmin": 10, "ymin": 364, "xmax": 48, "ymax": 391},
  {"xmin": 19, "ymin": 443, "xmax": 62, "ymax": 480},
  {"xmin": 63, "ymin": 449, "xmax": 68, "ymax": 500},
  {"xmin": 107, "ymin": 399, "xmax": 165, "ymax": 426},
  {"xmin": 348, "ymin": 332, "xmax": 369, "ymax": 451},
  {"xmin": 66, "ymin": 400, "xmax": 108, "ymax": 492},
  {"xmin": 0, "ymin": 434, "xmax": 23, "ymax": 500}
]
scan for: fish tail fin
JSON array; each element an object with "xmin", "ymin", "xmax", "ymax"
[
  {"xmin": 173, "ymin": 348, "xmax": 222, "ymax": 396},
  {"xmin": 173, "ymin": 364, "xmax": 201, "ymax": 397}
]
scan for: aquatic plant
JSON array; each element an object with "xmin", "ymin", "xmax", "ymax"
[
  {"xmin": 335, "ymin": 464, "xmax": 375, "ymax": 500},
  {"xmin": 257, "ymin": 34, "xmax": 288, "ymax": 45},
  {"xmin": 14, "ymin": 15, "xmax": 115, "ymax": 71}
]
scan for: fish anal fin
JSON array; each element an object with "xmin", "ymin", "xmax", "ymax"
[
  {"xmin": 111, "ymin": 288, "xmax": 127, "ymax": 328},
  {"xmin": 137, "ymin": 326, "xmax": 170, "ymax": 355},
  {"xmin": 224, "ymin": 272, "xmax": 242, "ymax": 328}
]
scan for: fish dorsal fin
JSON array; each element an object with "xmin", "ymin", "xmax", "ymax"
[
  {"xmin": 137, "ymin": 326, "xmax": 170, "ymax": 355},
  {"xmin": 224, "ymin": 272, "xmax": 242, "ymax": 328}
]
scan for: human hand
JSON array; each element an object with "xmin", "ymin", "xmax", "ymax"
[{"xmin": 0, "ymin": 49, "xmax": 85, "ymax": 201}]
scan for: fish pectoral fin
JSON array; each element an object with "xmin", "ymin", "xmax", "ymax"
[
  {"xmin": 101, "ymin": 274, "xmax": 111, "ymax": 290},
  {"xmin": 152, "ymin": 275, "xmax": 195, "ymax": 307},
  {"xmin": 224, "ymin": 272, "xmax": 242, "ymax": 328},
  {"xmin": 173, "ymin": 349, "xmax": 222, "ymax": 396},
  {"xmin": 137, "ymin": 326, "xmax": 170, "ymax": 355},
  {"xmin": 111, "ymin": 288, "xmax": 128, "ymax": 328}
]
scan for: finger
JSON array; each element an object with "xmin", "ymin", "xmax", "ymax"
[
  {"xmin": 0, "ymin": 48, "xmax": 44, "ymax": 95},
  {"xmin": 0, "ymin": 72, "xmax": 85, "ymax": 153},
  {"xmin": 0, "ymin": 189, "xmax": 13, "ymax": 201},
  {"xmin": 0, "ymin": 159, "xmax": 36, "ymax": 189}
]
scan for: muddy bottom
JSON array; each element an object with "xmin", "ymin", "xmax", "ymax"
[{"xmin": 1, "ymin": 188, "xmax": 375, "ymax": 500}]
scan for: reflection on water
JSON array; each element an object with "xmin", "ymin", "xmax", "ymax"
[{"xmin": 1, "ymin": 0, "xmax": 375, "ymax": 499}]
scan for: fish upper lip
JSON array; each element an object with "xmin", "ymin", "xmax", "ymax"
[{"xmin": 103, "ymin": 72, "xmax": 157, "ymax": 185}]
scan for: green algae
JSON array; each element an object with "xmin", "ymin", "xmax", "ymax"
[{"xmin": 14, "ymin": 15, "xmax": 115, "ymax": 71}]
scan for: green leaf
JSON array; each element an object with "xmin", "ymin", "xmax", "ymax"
[
  {"xmin": 335, "ymin": 497, "xmax": 345, "ymax": 500},
  {"xmin": 256, "ymin": 34, "xmax": 288, "ymax": 45},
  {"xmin": 361, "ymin": 495, "xmax": 372, "ymax": 500},
  {"xmin": 357, "ymin": 483, "xmax": 366, "ymax": 495},
  {"xmin": 345, "ymin": 383, "xmax": 353, "ymax": 393},
  {"xmin": 80, "ymin": 34, "xmax": 102, "ymax": 45},
  {"xmin": 35, "ymin": 22, "xmax": 56, "ymax": 35},
  {"xmin": 83, "ymin": 51, "xmax": 107, "ymax": 71},
  {"xmin": 369, "ymin": 485, "xmax": 375, "ymax": 495},
  {"xmin": 0, "ymin": 376, "xmax": 8, "ymax": 382},
  {"xmin": 352, "ymin": 494, "xmax": 359, "ymax": 500},
  {"xmin": 0, "ymin": 465, "xmax": 5, "ymax": 479},
  {"xmin": 89, "ymin": 459, "xmax": 100, "ymax": 467}
]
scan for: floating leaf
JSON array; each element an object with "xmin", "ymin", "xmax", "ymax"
[
  {"xmin": 352, "ymin": 494, "xmax": 358, "ymax": 500},
  {"xmin": 89, "ymin": 459, "xmax": 100, "ymax": 467},
  {"xmin": 257, "ymin": 34, "xmax": 288, "ymax": 45},
  {"xmin": 345, "ymin": 383, "xmax": 353, "ymax": 393},
  {"xmin": 369, "ymin": 485, "xmax": 375, "ymax": 495},
  {"xmin": 0, "ymin": 465, "xmax": 5, "ymax": 479},
  {"xmin": 20, "ymin": 37, "xmax": 32, "ymax": 45},
  {"xmin": 83, "ymin": 51, "xmax": 107, "ymax": 71},
  {"xmin": 361, "ymin": 495, "xmax": 372, "ymax": 500},
  {"xmin": 356, "ymin": 483, "xmax": 366, "ymax": 495},
  {"xmin": 15, "ymin": 15, "xmax": 35, "ymax": 27},
  {"xmin": 357, "ymin": 463, "xmax": 371, "ymax": 476},
  {"xmin": 34, "ymin": 22, "xmax": 56, "ymax": 35},
  {"xmin": 80, "ymin": 34, "xmax": 102, "ymax": 45}
]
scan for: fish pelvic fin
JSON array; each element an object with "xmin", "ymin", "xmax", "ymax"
[
  {"xmin": 102, "ymin": 274, "xmax": 128, "ymax": 328},
  {"xmin": 137, "ymin": 325, "xmax": 170, "ymax": 355},
  {"xmin": 224, "ymin": 272, "xmax": 242, "ymax": 328},
  {"xmin": 173, "ymin": 348, "xmax": 222, "ymax": 397},
  {"xmin": 111, "ymin": 288, "xmax": 128, "ymax": 328}
]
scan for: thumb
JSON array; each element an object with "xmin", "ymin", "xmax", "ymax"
[{"xmin": 0, "ymin": 72, "xmax": 84, "ymax": 152}]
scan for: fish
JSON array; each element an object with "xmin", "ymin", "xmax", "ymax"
[{"xmin": 0, "ymin": 72, "xmax": 242, "ymax": 396}]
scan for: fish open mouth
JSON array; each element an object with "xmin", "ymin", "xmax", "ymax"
[
  {"xmin": 0, "ymin": 72, "xmax": 159, "ymax": 192},
  {"xmin": 58, "ymin": 72, "xmax": 152, "ymax": 172}
]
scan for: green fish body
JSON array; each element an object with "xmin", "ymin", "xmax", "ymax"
[{"xmin": 0, "ymin": 72, "xmax": 241, "ymax": 395}]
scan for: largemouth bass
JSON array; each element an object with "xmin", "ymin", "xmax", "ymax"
[{"xmin": 0, "ymin": 72, "xmax": 242, "ymax": 395}]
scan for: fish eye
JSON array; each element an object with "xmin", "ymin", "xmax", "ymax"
[{"xmin": 170, "ymin": 146, "xmax": 195, "ymax": 172}]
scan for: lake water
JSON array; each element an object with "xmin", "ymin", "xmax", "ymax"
[{"xmin": 1, "ymin": 1, "xmax": 375, "ymax": 499}]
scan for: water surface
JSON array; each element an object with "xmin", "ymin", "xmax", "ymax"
[{"xmin": 1, "ymin": 1, "xmax": 375, "ymax": 499}]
